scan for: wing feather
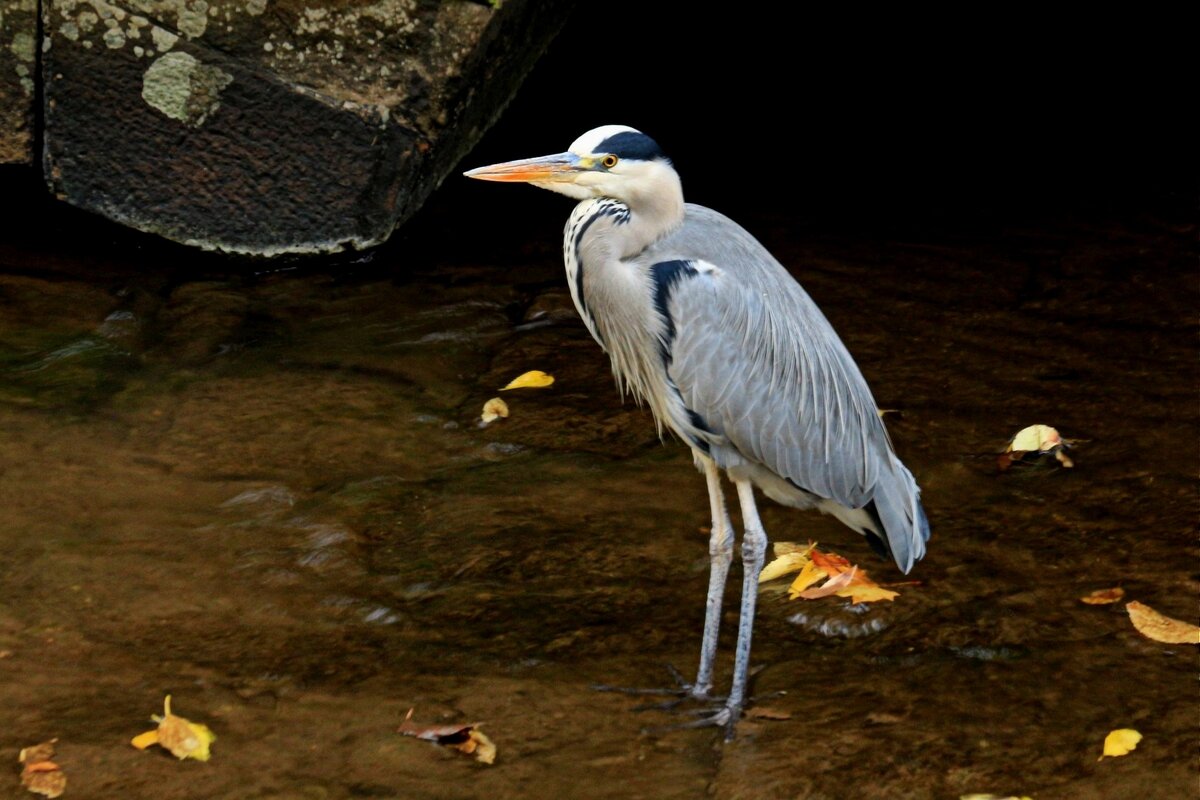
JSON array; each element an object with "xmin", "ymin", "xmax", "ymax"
[{"xmin": 641, "ymin": 205, "xmax": 888, "ymax": 509}]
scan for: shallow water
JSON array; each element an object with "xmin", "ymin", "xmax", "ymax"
[{"xmin": 1, "ymin": 188, "xmax": 1196, "ymax": 799}]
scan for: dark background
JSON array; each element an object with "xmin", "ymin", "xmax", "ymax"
[
  {"xmin": 450, "ymin": 4, "xmax": 1194, "ymax": 233},
  {"xmin": 1, "ymin": 4, "xmax": 1193, "ymax": 262}
]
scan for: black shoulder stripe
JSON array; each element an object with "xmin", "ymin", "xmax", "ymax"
[{"xmin": 650, "ymin": 259, "xmax": 698, "ymax": 367}]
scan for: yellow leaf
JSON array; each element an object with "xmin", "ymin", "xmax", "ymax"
[
  {"xmin": 772, "ymin": 540, "xmax": 814, "ymax": 557},
  {"xmin": 759, "ymin": 550, "xmax": 813, "ymax": 583},
  {"xmin": 1008, "ymin": 424, "xmax": 1062, "ymax": 453},
  {"xmin": 1099, "ymin": 728, "xmax": 1142, "ymax": 760},
  {"xmin": 136, "ymin": 695, "xmax": 217, "ymax": 761},
  {"xmin": 1126, "ymin": 601, "xmax": 1200, "ymax": 645},
  {"xmin": 837, "ymin": 583, "xmax": 899, "ymax": 603},
  {"xmin": 481, "ymin": 397, "xmax": 509, "ymax": 424},
  {"xmin": 468, "ymin": 729, "xmax": 497, "ymax": 765},
  {"xmin": 501, "ymin": 370, "xmax": 554, "ymax": 390},
  {"xmin": 1080, "ymin": 587, "xmax": 1125, "ymax": 605},
  {"xmin": 130, "ymin": 730, "xmax": 159, "ymax": 750},
  {"xmin": 787, "ymin": 561, "xmax": 828, "ymax": 597}
]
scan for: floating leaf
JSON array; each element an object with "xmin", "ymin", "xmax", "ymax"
[
  {"xmin": 786, "ymin": 561, "xmax": 827, "ymax": 597},
  {"xmin": 999, "ymin": 424, "xmax": 1073, "ymax": 470},
  {"xmin": 399, "ymin": 708, "xmax": 496, "ymax": 765},
  {"xmin": 960, "ymin": 795, "xmax": 1034, "ymax": 800},
  {"xmin": 745, "ymin": 707, "xmax": 792, "ymax": 721},
  {"xmin": 500, "ymin": 370, "xmax": 554, "ymax": 390},
  {"xmin": 131, "ymin": 695, "xmax": 216, "ymax": 761},
  {"xmin": 18, "ymin": 740, "xmax": 66, "ymax": 799},
  {"xmin": 1126, "ymin": 601, "xmax": 1200, "ymax": 644},
  {"xmin": 1080, "ymin": 587, "xmax": 1125, "ymax": 605},
  {"xmin": 130, "ymin": 731, "xmax": 159, "ymax": 750},
  {"xmin": 480, "ymin": 397, "xmax": 509, "ymax": 424},
  {"xmin": 766, "ymin": 545, "xmax": 902, "ymax": 603},
  {"xmin": 1009, "ymin": 424, "xmax": 1062, "ymax": 453},
  {"xmin": 463, "ymin": 730, "xmax": 496, "ymax": 765},
  {"xmin": 841, "ymin": 583, "xmax": 900, "ymax": 604},
  {"xmin": 796, "ymin": 568, "xmax": 857, "ymax": 599},
  {"xmin": 1099, "ymin": 728, "xmax": 1142, "ymax": 760},
  {"xmin": 759, "ymin": 548, "xmax": 814, "ymax": 583},
  {"xmin": 810, "ymin": 548, "xmax": 897, "ymax": 603},
  {"xmin": 18, "ymin": 742, "xmax": 57, "ymax": 766}
]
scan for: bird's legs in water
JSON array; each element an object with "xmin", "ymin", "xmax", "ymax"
[
  {"xmin": 638, "ymin": 478, "xmax": 768, "ymax": 738},
  {"xmin": 721, "ymin": 478, "xmax": 767, "ymax": 735},
  {"xmin": 592, "ymin": 454, "xmax": 733, "ymax": 704},
  {"xmin": 691, "ymin": 454, "xmax": 735, "ymax": 699},
  {"xmin": 594, "ymin": 466, "xmax": 771, "ymax": 740}
]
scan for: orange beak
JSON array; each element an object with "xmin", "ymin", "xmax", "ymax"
[{"xmin": 463, "ymin": 153, "xmax": 583, "ymax": 183}]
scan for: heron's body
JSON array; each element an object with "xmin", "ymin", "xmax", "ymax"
[{"xmin": 466, "ymin": 125, "xmax": 930, "ymax": 738}]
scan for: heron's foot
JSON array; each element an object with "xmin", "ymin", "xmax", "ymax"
[
  {"xmin": 641, "ymin": 702, "xmax": 742, "ymax": 741},
  {"xmin": 591, "ymin": 664, "xmax": 716, "ymax": 712}
]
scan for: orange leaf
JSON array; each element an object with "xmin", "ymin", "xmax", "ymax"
[
  {"xmin": 811, "ymin": 548, "xmax": 853, "ymax": 575},
  {"xmin": 794, "ymin": 547, "xmax": 904, "ymax": 603},
  {"xmin": 399, "ymin": 708, "xmax": 496, "ymax": 764},
  {"xmin": 1080, "ymin": 587, "xmax": 1125, "ymax": 605},
  {"xmin": 21, "ymin": 762, "xmax": 60, "ymax": 774}
]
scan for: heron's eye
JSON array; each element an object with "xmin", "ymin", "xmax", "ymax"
[{"xmin": 601, "ymin": 154, "xmax": 619, "ymax": 169}]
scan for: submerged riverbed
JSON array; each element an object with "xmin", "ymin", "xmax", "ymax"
[{"xmin": 1, "ymin": 181, "xmax": 1196, "ymax": 799}]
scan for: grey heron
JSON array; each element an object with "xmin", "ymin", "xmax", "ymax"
[{"xmin": 465, "ymin": 125, "xmax": 930, "ymax": 738}]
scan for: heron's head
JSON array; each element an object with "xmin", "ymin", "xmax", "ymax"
[{"xmin": 464, "ymin": 125, "xmax": 680, "ymax": 206}]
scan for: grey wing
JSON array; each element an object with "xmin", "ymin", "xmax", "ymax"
[
  {"xmin": 665, "ymin": 251, "xmax": 885, "ymax": 505},
  {"xmin": 645, "ymin": 206, "xmax": 929, "ymax": 572}
]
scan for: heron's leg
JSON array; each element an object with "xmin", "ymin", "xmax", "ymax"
[
  {"xmin": 723, "ymin": 478, "xmax": 767, "ymax": 737},
  {"xmin": 692, "ymin": 453, "xmax": 734, "ymax": 699}
]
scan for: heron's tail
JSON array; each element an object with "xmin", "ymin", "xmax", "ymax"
[{"xmin": 863, "ymin": 455, "xmax": 930, "ymax": 574}]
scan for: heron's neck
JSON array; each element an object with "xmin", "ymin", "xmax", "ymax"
[{"xmin": 615, "ymin": 171, "xmax": 685, "ymax": 258}]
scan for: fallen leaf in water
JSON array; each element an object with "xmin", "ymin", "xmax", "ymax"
[
  {"xmin": 1010, "ymin": 423, "xmax": 1062, "ymax": 453},
  {"xmin": 841, "ymin": 583, "xmax": 900, "ymax": 604},
  {"xmin": 18, "ymin": 742, "xmax": 57, "ymax": 766},
  {"xmin": 811, "ymin": 548, "xmax": 853, "ymax": 575},
  {"xmin": 1080, "ymin": 587, "xmax": 1125, "ymax": 605},
  {"xmin": 960, "ymin": 795, "xmax": 1033, "ymax": 800},
  {"xmin": 809, "ymin": 548, "xmax": 898, "ymax": 603},
  {"xmin": 796, "ymin": 568, "xmax": 858, "ymax": 598},
  {"xmin": 998, "ymin": 424, "xmax": 1074, "ymax": 470},
  {"xmin": 786, "ymin": 560, "xmax": 827, "ymax": 597},
  {"xmin": 399, "ymin": 709, "xmax": 496, "ymax": 765},
  {"xmin": 772, "ymin": 541, "xmax": 812, "ymax": 556},
  {"xmin": 1126, "ymin": 601, "xmax": 1200, "ymax": 644},
  {"xmin": 464, "ymin": 730, "xmax": 496, "ymax": 765},
  {"xmin": 480, "ymin": 397, "xmax": 509, "ymax": 424},
  {"xmin": 131, "ymin": 696, "xmax": 216, "ymax": 761},
  {"xmin": 1099, "ymin": 728, "xmax": 1142, "ymax": 760},
  {"xmin": 18, "ymin": 740, "xmax": 66, "ymax": 799},
  {"xmin": 759, "ymin": 548, "xmax": 814, "ymax": 583},
  {"xmin": 763, "ymin": 545, "xmax": 900, "ymax": 603},
  {"xmin": 501, "ymin": 370, "xmax": 554, "ymax": 390},
  {"xmin": 745, "ymin": 707, "xmax": 792, "ymax": 721}
]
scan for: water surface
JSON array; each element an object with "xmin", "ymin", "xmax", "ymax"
[{"xmin": 1, "ymin": 191, "xmax": 1196, "ymax": 799}]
